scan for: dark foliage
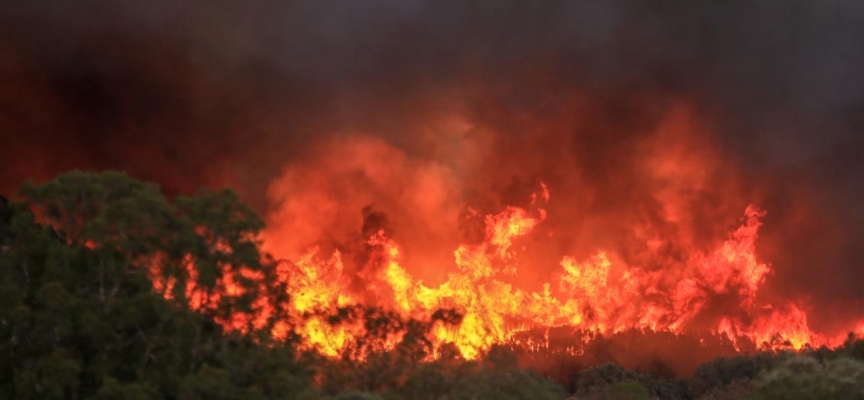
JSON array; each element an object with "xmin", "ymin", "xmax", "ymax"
[
  {"xmin": 1, "ymin": 171, "xmax": 311, "ymax": 399},
  {"xmin": 2, "ymin": 171, "xmax": 863, "ymax": 400}
]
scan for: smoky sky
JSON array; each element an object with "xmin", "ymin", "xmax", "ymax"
[{"xmin": 1, "ymin": 1, "xmax": 863, "ymax": 327}]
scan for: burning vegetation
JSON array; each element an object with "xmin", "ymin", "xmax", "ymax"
[
  {"xmin": 278, "ymin": 187, "xmax": 847, "ymax": 361},
  {"xmin": 2, "ymin": 171, "xmax": 864, "ymax": 399},
  {"xmin": 249, "ymin": 107, "xmax": 864, "ymax": 370},
  {"xmin": 3, "ymin": 0, "xmax": 864, "ymax": 398}
]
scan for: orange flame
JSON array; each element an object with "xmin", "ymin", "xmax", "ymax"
[
  {"xmin": 260, "ymin": 187, "xmax": 861, "ymax": 358},
  {"xmin": 150, "ymin": 106, "xmax": 863, "ymax": 362}
]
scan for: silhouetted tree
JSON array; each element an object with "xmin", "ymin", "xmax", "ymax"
[{"xmin": 1, "ymin": 171, "xmax": 310, "ymax": 399}]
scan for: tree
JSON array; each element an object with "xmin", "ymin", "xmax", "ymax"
[
  {"xmin": 750, "ymin": 355, "xmax": 864, "ymax": 400},
  {"xmin": 1, "ymin": 171, "xmax": 309, "ymax": 399},
  {"xmin": 607, "ymin": 381, "xmax": 651, "ymax": 400},
  {"xmin": 688, "ymin": 354, "xmax": 772, "ymax": 399}
]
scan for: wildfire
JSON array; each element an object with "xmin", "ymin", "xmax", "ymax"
[
  {"xmin": 144, "ymin": 107, "xmax": 863, "ymax": 365},
  {"xmin": 265, "ymin": 187, "xmax": 858, "ymax": 359}
]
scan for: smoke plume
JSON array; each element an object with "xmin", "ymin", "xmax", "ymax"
[{"xmin": 1, "ymin": 0, "xmax": 863, "ymax": 339}]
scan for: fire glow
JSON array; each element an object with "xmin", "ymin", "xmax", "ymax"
[
  {"xmin": 277, "ymin": 193, "xmax": 844, "ymax": 359},
  {"xmin": 154, "ymin": 105, "xmax": 864, "ymax": 364}
]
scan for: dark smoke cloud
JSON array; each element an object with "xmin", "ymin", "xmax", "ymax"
[{"xmin": 1, "ymin": 0, "xmax": 863, "ymax": 329}]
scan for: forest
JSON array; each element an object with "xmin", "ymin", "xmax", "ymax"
[{"xmin": 2, "ymin": 171, "xmax": 863, "ymax": 400}]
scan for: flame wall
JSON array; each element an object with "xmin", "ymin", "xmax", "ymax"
[{"xmin": 2, "ymin": 0, "xmax": 864, "ymax": 366}]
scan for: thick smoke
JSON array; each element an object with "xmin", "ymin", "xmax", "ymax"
[{"xmin": 1, "ymin": 0, "xmax": 863, "ymax": 333}]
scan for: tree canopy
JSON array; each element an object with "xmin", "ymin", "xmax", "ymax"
[
  {"xmin": 2, "ymin": 170, "xmax": 863, "ymax": 400},
  {"xmin": 1, "ymin": 171, "xmax": 306, "ymax": 399}
]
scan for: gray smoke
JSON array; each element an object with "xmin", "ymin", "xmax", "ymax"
[{"xmin": 1, "ymin": 0, "xmax": 862, "ymax": 331}]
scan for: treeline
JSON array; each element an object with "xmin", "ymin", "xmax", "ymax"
[
  {"xmin": 1, "ymin": 171, "xmax": 862, "ymax": 400},
  {"xmin": 548, "ymin": 345, "xmax": 864, "ymax": 399}
]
